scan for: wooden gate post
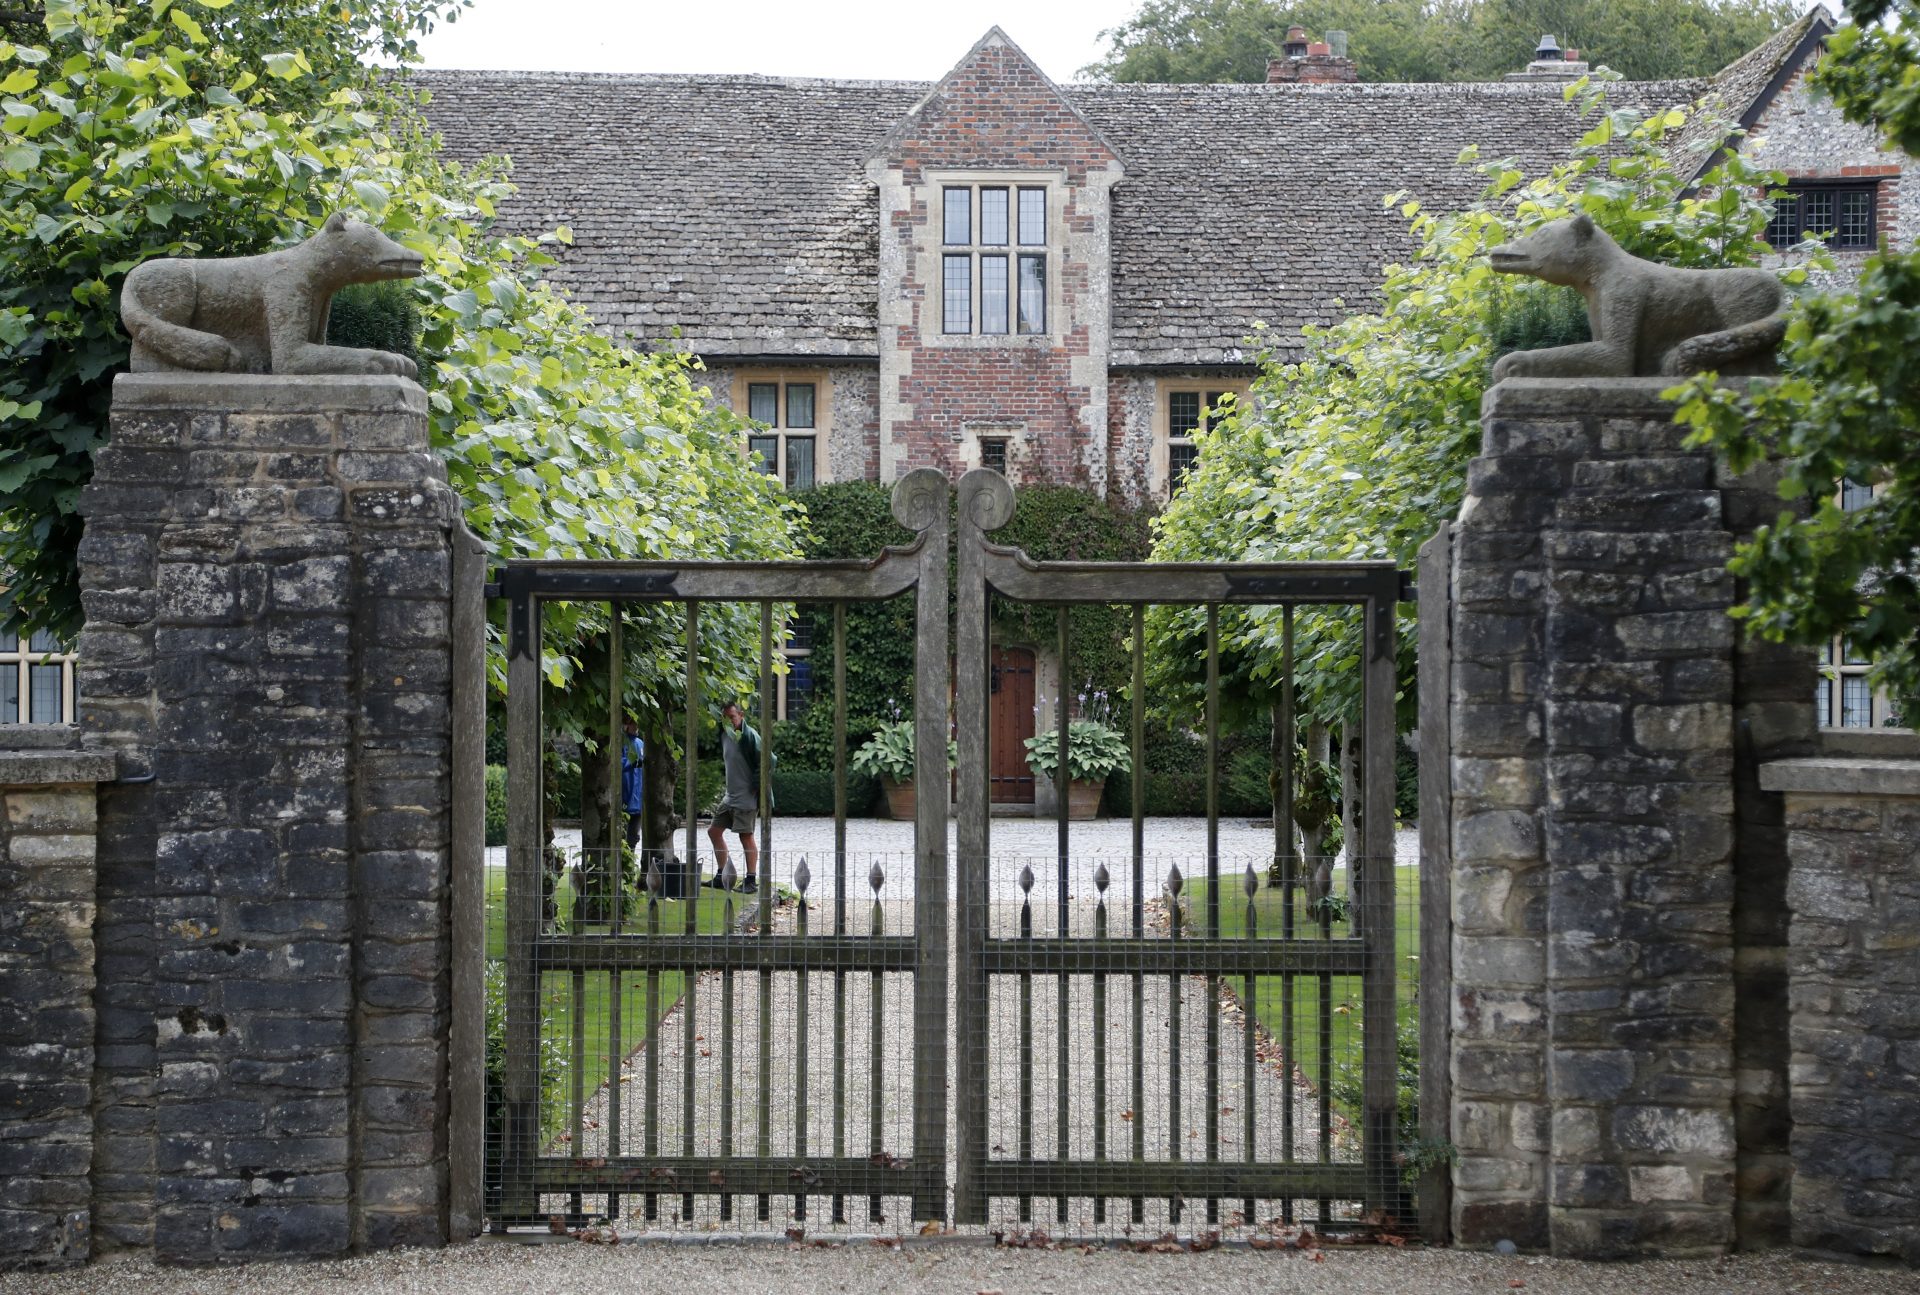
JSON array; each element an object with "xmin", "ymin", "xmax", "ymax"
[{"xmin": 953, "ymin": 468, "xmax": 1014, "ymax": 1224}]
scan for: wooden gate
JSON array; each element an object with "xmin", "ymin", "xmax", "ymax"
[
  {"xmin": 489, "ymin": 467, "xmax": 1411, "ymax": 1235},
  {"xmin": 492, "ymin": 469, "xmax": 951, "ymax": 1228},
  {"xmin": 952, "ymin": 468, "xmax": 1407, "ymax": 1229}
]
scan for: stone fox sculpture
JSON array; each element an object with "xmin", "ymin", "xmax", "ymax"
[
  {"xmin": 120, "ymin": 212, "xmax": 425, "ymax": 379},
  {"xmin": 1488, "ymin": 214, "xmax": 1785, "ymax": 381}
]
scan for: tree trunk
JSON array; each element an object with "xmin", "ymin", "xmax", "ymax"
[
  {"xmin": 641, "ymin": 718, "xmax": 684, "ymax": 895},
  {"xmin": 1298, "ymin": 721, "xmax": 1334, "ymax": 910},
  {"xmin": 575, "ymin": 729, "xmax": 616, "ymax": 923},
  {"xmin": 1269, "ymin": 702, "xmax": 1298, "ymax": 886},
  {"xmin": 1339, "ymin": 724, "xmax": 1364, "ymax": 930}
]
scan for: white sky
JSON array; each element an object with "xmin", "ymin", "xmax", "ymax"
[{"xmin": 413, "ymin": 0, "xmax": 1142, "ymax": 81}]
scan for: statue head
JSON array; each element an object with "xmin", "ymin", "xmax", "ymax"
[
  {"xmin": 312, "ymin": 211, "xmax": 425, "ymax": 287},
  {"xmin": 1488, "ymin": 213, "xmax": 1613, "ymax": 288}
]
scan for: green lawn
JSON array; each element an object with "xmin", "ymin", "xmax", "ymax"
[
  {"xmin": 1193, "ymin": 864, "xmax": 1420, "ymax": 1126},
  {"xmin": 486, "ymin": 864, "xmax": 743, "ymax": 1132}
]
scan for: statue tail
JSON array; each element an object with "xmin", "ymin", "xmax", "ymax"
[
  {"xmin": 1662, "ymin": 312, "xmax": 1788, "ymax": 378},
  {"xmin": 120, "ymin": 264, "xmax": 238, "ymax": 372}
]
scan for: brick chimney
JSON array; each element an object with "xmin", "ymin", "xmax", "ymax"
[
  {"xmin": 1502, "ymin": 33, "xmax": 1592, "ymax": 82},
  {"xmin": 1267, "ymin": 26, "xmax": 1358, "ymax": 84}
]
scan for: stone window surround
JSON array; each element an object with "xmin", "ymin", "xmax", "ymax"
[
  {"xmin": 916, "ymin": 168, "xmax": 1067, "ymax": 350},
  {"xmin": 1150, "ymin": 378, "xmax": 1248, "ymax": 501},
  {"xmin": 959, "ymin": 418, "xmax": 1028, "ymax": 478},
  {"xmin": 731, "ymin": 367, "xmax": 834, "ymax": 488}
]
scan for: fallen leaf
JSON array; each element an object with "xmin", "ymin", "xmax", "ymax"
[
  {"xmin": 1508, "ymin": 1283, "xmax": 1525, "ymax": 1290},
  {"xmin": 919, "ymin": 1220, "xmax": 943, "ymax": 1236},
  {"xmin": 1311, "ymin": 1250, "xmax": 1326, "ymax": 1263}
]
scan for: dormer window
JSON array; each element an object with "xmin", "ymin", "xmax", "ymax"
[{"xmin": 941, "ymin": 182, "xmax": 1047, "ymax": 336}]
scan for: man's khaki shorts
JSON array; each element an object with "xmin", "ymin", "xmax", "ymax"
[{"xmin": 709, "ymin": 805, "xmax": 762, "ymax": 835}]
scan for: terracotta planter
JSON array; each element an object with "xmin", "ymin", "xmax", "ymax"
[
  {"xmin": 882, "ymin": 775, "xmax": 917, "ymax": 821},
  {"xmin": 1066, "ymin": 779, "xmax": 1104, "ymax": 820}
]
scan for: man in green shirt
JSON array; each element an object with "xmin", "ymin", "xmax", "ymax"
[{"xmin": 705, "ymin": 701, "xmax": 770, "ymax": 892}]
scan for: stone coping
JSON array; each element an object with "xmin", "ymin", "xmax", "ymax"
[
  {"xmin": 0, "ymin": 722, "xmax": 78, "ymax": 750},
  {"xmin": 1759, "ymin": 755, "xmax": 1920, "ymax": 797},
  {"xmin": 111, "ymin": 371, "xmax": 426, "ymax": 415},
  {"xmin": 1481, "ymin": 375, "xmax": 1773, "ymax": 417},
  {"xmin": 0, "ymin": 747, "xmax": 117, "ymax": 785}
]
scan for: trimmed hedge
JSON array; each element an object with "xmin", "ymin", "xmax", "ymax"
[{"xmin": 771, "ymin": 767, "xmax": 880, "ymax": 817}]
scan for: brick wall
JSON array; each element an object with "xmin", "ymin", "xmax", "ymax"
[
  {"xmin": 74, "ymin": 373, "xmax": 462, "ymax": 1262},
  {"xmin": 0, "ymin": 730, "xmax": 114, "ymax": 1269},
  {"xmin": 869, "ymin": 29, "xmax": 1122, "ymax": 494}
]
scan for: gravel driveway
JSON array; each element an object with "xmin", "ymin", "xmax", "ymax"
[{"xmin": 7, "ymin": 1243, "xmax": 1911, "ymax": 1295}]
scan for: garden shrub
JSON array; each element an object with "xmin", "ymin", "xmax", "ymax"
[
  {"xmin": 770, "ymin": 767, "xmax": 879, "ymax": 816},
  {"xmin": 485, "ymin": 763, "xmax": 507, "ymax": 847}
]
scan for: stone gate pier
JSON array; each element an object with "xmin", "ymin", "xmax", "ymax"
[
  {"xmin": 34, "ymin": 373, "xmax": 487, "ymax": 1266},
  {"xmin": 1421, "ymin": 376, "xmax": 1920, "ymax": 1261}
]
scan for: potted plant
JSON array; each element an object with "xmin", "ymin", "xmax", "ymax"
[
  {"xmin": 852, "ymin": 719, "xmax": 916, "ymax": 818},
  {"xmin": 1024, "ymin": 718, "xmax": 1132, "ymax": 819},
  {"xmin": 852, "ymin": 717, "xmax": 958, "ymax": 819}
]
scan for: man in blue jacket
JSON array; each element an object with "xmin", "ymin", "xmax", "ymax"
[{"xmin": 620, "ymin": 717, "xmax": 645, "ymax": 851}]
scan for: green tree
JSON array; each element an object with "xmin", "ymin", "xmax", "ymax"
[
  {"xmin": 1082, "ymin": 0, "xmax": 1797, "ymax": 84},
  {"xmin": 1146, "ymin": 84, "xmax": 1785, "ymax": 736},
  {"xmin": 0, "ymin": 0, "xmax": 799, "ymax": 863},
  {"xmin": 1671, "ymin": 0, "xmax": 1920, "ymax": 718}
]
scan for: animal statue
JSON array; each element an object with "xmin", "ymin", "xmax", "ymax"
[
  {"xmin": 1488, "ymin": 214, "xmax": 1785, "ymax": 381},
  {"xmin": 120, "ymin": 212, "xmax": 424, "ymax": 379}
]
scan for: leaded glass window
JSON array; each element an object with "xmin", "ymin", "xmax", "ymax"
[
  {"xmin": 741, "ymin": 377, "xmax": 825, "ymax": 491},
  {"xmin": 944, "ymin": 254, "xmax": 972, "ymax": 334},
  {"xmin": 0, "ymin": 625, "xmax": 74, "ymax": 724},
  {"xmin": 1767, "ymin": 182, "xmax": 1878, "ymax": 251},
  {"xmin": 1163, "ymin": 388, "xmax": 1238, "ymax": 499},
  {"xmin": 936, "ymin": 182, "xmax": 1048, "ymax": 339}
]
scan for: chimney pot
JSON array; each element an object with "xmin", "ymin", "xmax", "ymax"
[
  {"xmin": 1534, "ymin": 33, "xmax": 1562, "ymax": 61},
  {"xmin": 1563, "ymin": 47, "xmax": 1579, "ymax": 61},
  {"xmin": 1307, "ymin": 40, "xmax": 1330, "ymax": 56},
  {"xmin": 1326, "ymin": 29, "xmax": 1349, "ymax": 58}
]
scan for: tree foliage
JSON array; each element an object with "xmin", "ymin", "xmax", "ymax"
[
  {"xmin": 1671, "ymin": 0, "xmax": 1920, "ymax": 717},
  {"xmin": 1146, "ymin": 84, "xmax": 1787, "ymax": 731},
  {"xmin": 1082, "ymin": 0, "xmax": 1798, "ymax": 85},
  {"xmin": 0, "ymin": 0, "xmax": 797, "ymax": 744}
]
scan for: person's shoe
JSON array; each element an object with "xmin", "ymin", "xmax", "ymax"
[
  {"xmin": 701, "ymin": 874, "xmax": 729, "ymax": 890},
  {"xmin": 736, "ymin": 876, "xmax": 760, "ymax": 894}
]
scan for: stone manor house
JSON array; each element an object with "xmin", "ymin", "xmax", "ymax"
[{"xmin": 410, "ymin": 7, "xmax": 1904, "ymax": 509}]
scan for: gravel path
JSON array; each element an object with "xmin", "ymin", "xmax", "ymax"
[
  {"xmin": 10, "ymin": 1243, "xmax": 1914, "ymax": 1295},
  {"xmin": 555, "ymin": 848, "xmax": 1335, "ymax": 1236}
]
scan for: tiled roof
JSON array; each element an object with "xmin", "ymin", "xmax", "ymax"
[
  {"xmin": 1671, "ymin": 6, "xmax": 1833, "ymax": 182},
  {"xmin": 409, "ymin": 56, "xmax": 1770, "ymax": 365}
]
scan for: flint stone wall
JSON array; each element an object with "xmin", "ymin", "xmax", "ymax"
[
  {"xmin": 0, "ymin": 728, "xmax": 114, "ymax": 1269},
  {"xmin": 1442, "ymin": 377, "xmax": 1815, "ymax": 1259},
  {"xmin": 1761, "ymin": 745, "xmax": 1920, "ymax": 1265},
  {"xmin": 69, "ymin": 373, "xmax": 472, "ymax": 1264}
]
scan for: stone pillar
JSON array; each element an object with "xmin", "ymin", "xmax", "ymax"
[
  {"xmin": 0, "ymin": 728, "xmax": 114, "ymax": 1269},
  {"xmin": 1445, "ymin": 378, "xmax": 1806, "ymax": 1258},
  {"xmin": 77, "ymin": 374, "xmax": 462, "ymax": 1261},
  {"xmin": 1761, "ymin": 742, "xmax": 1920, "ymax": 1265}
]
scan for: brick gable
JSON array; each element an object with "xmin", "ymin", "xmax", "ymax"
[
  {"xmin": 872, "ymin": 28, "xmax": 1122, "ymax": 181},
  {"xmin": 867, "ymin": 29, "xmax": 1124, "ymax": 493}
]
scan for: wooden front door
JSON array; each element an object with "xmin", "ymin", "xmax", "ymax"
[{"xmin": 988, "ymin": 646, "xmax": 1035, "ymax": 803}]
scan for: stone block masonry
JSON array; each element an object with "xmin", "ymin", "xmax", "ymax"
[
  {"xmin": 1443, "ymin": 378, "xmax": 1814, "ymax": 1259},
  {"xmin": 1761, "ymin": 748, "xmax": 1920, "ymax": 1265},
  {"xmin": 0, "ymin": 727, "xmax": 115, "ymax": 1269},
  {"xmin": 71, "ymin": 373, "xmax": 469, "ymax": 1264}
]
